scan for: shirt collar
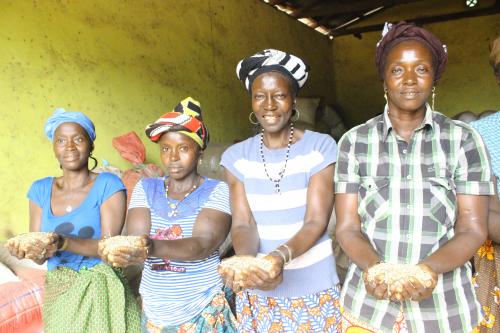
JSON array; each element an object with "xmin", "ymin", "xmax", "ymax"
[{"xmin": 380, "ymin": 104, "xmax": 435, "ymax": 142}]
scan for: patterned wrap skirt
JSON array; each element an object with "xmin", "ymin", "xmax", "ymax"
[
  {"xmin": 236, "ymin": 285, "xmax": 342, "ymax": 333},
  {"xmin": 472, "ymin": 240, "xmax": 500, "ymax": 333},
  {"xmin": 341, "ymin": 309, "xmax": 408, "ymax": 333},
  {"xmin": 43, "ymin": 263, "xmax": 141, "ymax": 333},
  {"xmin": 141, "ymin": 290, "xmax": 237, "ymax": 333}
]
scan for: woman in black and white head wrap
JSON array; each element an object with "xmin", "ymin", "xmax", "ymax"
[{"xmin": 219, "ymin": 49, "xmax": 342, "ymax": 332}]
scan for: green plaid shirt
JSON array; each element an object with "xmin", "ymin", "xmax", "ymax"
[{"xmin": 335, "ymin": 106, "xmax": 494, "ymax": 333}]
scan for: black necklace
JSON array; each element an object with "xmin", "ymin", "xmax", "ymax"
[{"xmin": 259, "ymin": 122, "xmax": 294, "ymax": 194}]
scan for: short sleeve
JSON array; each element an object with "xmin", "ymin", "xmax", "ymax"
[
  {"xmin": 202, "ymin": 181, "xmax": 231, "ymax": 215},
  {"xmin": 129, "ymin": 180, "xmax": 150, "ymax": 209},
  {"xmin": 220, "ymin": 143, "xmax": 245, "ymax": 181},
  {"xmin": 310, "ymin": 133, "xmax": 338, "ymax": 175},
  {"xmin": 27, "ymin": 177, "xmax": 52, "ymax": 208},
  {"xmin": 334, "ymin": 131, "xmax": 360, "ymax": 193},
  {"xmin": 454, "ymin": 126, "xmax": 494, "ymax": 195},
  {"xmin": 97, "ymin": 173, "xmax": 126, "ymax": 204}
]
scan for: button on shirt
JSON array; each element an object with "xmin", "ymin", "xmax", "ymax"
[{"xmin": 334, "ymin": 106, "xmax": 494, "ymax": 333}]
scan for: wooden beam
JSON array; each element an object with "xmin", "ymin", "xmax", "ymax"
[
  {"xmin": 290, "ymin": 0, "xmax": 324, "ymax": 18},
  {"xmin": 298, "ymin": 0, "xmax": 420, "ymax": 18},
  {"xmin": 331, "ymin": 2, "xmax": 500, "ymax": 37}
]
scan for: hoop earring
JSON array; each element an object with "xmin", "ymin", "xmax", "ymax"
[
  {"xmin": 431, "ymin": 86, "xmax": 436, "ymax": 110},
  {"xmin": 384, "ymin": 88, "xmax": 388, "ymax": 102},
  {"xmin": 248, "ymin": 112, "xmax": 259, "ymax": 125},
  {"xmin": 89, "ymin": 153, "xmax": 98, "ymax": 171},
  {"xmin": 291, "ymin": 109, "xmax": 300, "ymax": 122}
]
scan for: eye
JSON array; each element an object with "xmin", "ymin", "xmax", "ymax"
[
  {"xmin": 416, "ymin": 65, "xmax": 429, "ymax": 74},
  {"xmin": 161, "ymin": 146, "xmax": 169, "ymax": 152},
  {"xmin": 253, "ymin": 93, "xmax": 264, "ymax": 100},
  {"xmin": 56, "ymin": 138, "xmax": 67, "ymax": 145},
  {"xmin": 274, "ymin": 93, "xmax": 286, "ymax": 100},
  {"xmin": 74, "ymin": 137, "xmax": 84, "ymax": 144},
  {"xmin": 179, "ymin": 146, "xmax": 189, "ymax": 152},
  {"xmin": 391, "ymin": 67, "xmax": 403, "ymax": 75}
]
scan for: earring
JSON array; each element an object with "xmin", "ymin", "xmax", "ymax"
[
  {"xmin": 248, "ymin": 112, "xmax": 259, "ymax": 125},
  {"xmin": 431, "ymin": 86, "xmax": 436, "ymax": 110},
  {"xmin": 384, "ymin": 88, "xmax": 388, "ymax": 102},
  {"xmin": 291, "ymin": 109, "xmax": 300, "ymax": 122}
]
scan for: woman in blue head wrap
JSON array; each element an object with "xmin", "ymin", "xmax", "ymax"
[{"xmin": 6, "ymin": 108, "xmax": 140, "ymax": 332}]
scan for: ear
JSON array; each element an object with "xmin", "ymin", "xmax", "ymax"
[{"xmin": 383, "ymin": 82, "xmax": 388, "ymax": 92}]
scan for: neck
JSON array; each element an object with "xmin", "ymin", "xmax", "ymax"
[
  {"xmin": 168, "ymin": 173, "xmax": 200, "ymax": 193},
  {"xmin": 262, "ymin": 123, "xmax": 293, "ymax": 149},
  {"xmin": 60, "ymin": 170, "xmax": 91, "ymax": 190},
  {"xmin": 388, "ymin": 105, "xmax": 427, "ymax": 142}
]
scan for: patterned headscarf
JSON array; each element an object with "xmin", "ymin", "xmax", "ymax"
[
  {"xmin": 145, "ymin": 97, "xmax": 209, "ymax": 150},
  {"xmin": 44, "ymin": 108, "xmax": 96, "ymax": 142},
  {"xmin": 236, "ymin": 49, "xmax": 309, "ymax": 94},
  {"xmin": 376, "ymin": 21, "xmax": 448, "ymax": 83}
]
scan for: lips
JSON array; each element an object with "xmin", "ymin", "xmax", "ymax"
[{"xmin": 400, "ymin": 90, "xmax": 421, "ymax": 98}]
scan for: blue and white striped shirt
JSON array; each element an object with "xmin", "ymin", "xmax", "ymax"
[
  {"xmin": 221, "ymin": 130, "xmax": 339, "ymax": 298},
  {"xmin": 129, "ymin": 177, "xmax": 230, "ymax": 326}
]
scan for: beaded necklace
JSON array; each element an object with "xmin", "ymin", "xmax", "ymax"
[
  {"xmin": 259, "ymin": 122, "xmax": 294, "ymax": 194},
  {"xmin": 164, "ymin": 176, "xmax": 200, "ymax": 217}
]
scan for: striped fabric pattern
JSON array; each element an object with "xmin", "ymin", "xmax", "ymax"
[
  {"xmin": 335, "ymin": 105, "xmax": 494, "ymax": 333},
  {"xmin": 129, "ymin": 177, "xmax": 231, "ymax": 327},
  {"xmin": 221, "ymin": 130, "xmax": 339, "ymax": 298},
  {"xmin": 236, "ymin": 49, "xmax": 308, "ymax": 91}
]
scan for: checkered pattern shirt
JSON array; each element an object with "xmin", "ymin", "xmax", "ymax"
[{"xmin": 335, "ymin": 106, "xmax": 494, "ymax": 333}]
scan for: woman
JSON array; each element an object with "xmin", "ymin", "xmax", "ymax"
[
  {"xmin": 6, "ymin": 108, "xmax": 140, "ymax": 332},
  {"xmin": 335, "ymin": 22, "xmax": 494, "ymax": 333},
  {"xmin": 471, "ymin": 37, "xmax": 500, "ymax": 333},
  {"xmin": 102, "ymin": 97, "xmax": 236, "ymax": 333},
  {"xmin": 219, "ymin": 49, "xmax": 342, "ymax": 332}
]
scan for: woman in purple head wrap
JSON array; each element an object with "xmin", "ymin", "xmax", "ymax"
[
  {"xmin": 336, "ymin": 22, "xmax": 494, "ymax": 333},
  {"xmin": 6, "ymin": 108, "xmax": 140, "ymax": 332}
]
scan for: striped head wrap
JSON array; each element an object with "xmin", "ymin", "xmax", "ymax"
[
  {"xmin": 236, "ymin": 49, "xmax": 309, "ymax": 94},
  {"xmin": 376, "ymin": 21, "xmax": 448, "ymax": 83},
  {"xmin": 145, "ymin": 97, "xmax": 209, "ymax": 150},
  {"xmin": 44, "ymin": 108, "xmax": 96, "ymax": 142}
]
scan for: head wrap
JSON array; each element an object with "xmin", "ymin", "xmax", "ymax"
[
  {"xmin": 236, "ymin": 49, "xmax": 309, "ymax": 94},
  {"xmin": 44, "ymin": 108, "xmax": 96, "ymax": 142},
  {"xmin": 490, "ymin": 36, "xmax": 500, "ymax": 68},
  {"xmin": 375, "ymin": 21, "xmax": 448, "ymax": 83},
  {"xmin": 145, "ymin": 97, "xmax": 209, "ymax": 150}
]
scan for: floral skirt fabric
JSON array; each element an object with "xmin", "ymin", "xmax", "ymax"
[
  {"xmin": 236, "ymin": 285, "xmax": 342, "ymax": 333},
  {"xmin": 472, "ymin": 240, "xmax": 500, "ymax": 333},
  {"xmin": 141, "ymin": 291, "xmax": 237, "ymax": 333}
]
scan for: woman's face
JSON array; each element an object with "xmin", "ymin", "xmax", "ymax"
[
  {"xmin": 53, "ymin": 122, "xmax": 92, "ymax": 171},
  {"xmin": 159, "ymin": 131, "xmax": 201, "ymax": 181},
  {"xmin": 383, "ymin": 40, "xmax": 435, "ymax": 114},
  {"xmin": 251, "ymin": 72, "xmax": 294, "ymax": 133}
]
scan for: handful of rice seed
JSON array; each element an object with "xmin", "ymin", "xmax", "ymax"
[
  {"xmin": 219, "ymin": 255, "xmax": 273, "ymax": 274},
  {"xmin": 100, "ymin": 235, "xmax": 148, "ymax": 266},
  {"xmin": 366, "ymin": 263, "xmax": 434, "ymax": 299},
  {"xmin": 6, "ymin": 232, "xmax": 57, "ymax": 259}
]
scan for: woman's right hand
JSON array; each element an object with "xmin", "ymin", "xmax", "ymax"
[
  {"xmin": 98, "ymin": 235, "xmax": 150, "ymax": 267},
  {"xmin": 363, "ymin": 265, "xmax": 390, "ymax": 300}
]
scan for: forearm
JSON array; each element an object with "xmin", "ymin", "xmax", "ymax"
[
  {"xmin": 488, "ymin": 210, "xmax": 500, "ymax": 243},
  {"xmin": 150, "ymin": 237, "xmax": 218, "ymax": 261},
  {"xmin": 422, "ymin": 230, "xmax": 487, "ymax": 274},
  {"xmin": 337, "ymin": 229, "xmax": 380, "ymax": 270},
  {"xmin": 284, "ymin": 222, "xmax": 327, "ymax": 259},
  {"xmin": 231, "ymin": 225, "xmax": 260, "ymax": 256},
  {"xmin": 63, "ymin": 237, "xmax": 100, "ymax": 257}
]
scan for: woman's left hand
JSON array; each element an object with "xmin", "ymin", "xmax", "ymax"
[{"xmin": 238, "ymin": 254, "xmax": 284, "ymax": 291}]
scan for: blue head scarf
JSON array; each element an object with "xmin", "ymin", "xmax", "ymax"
[{"xmin": 44, "ymin": 108, "xmax": 96, "ymax": 142}]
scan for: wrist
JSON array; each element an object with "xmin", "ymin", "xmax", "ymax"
[{"xmin": 57, "ymin": 236, "xmax": 69, "ymax": 252}]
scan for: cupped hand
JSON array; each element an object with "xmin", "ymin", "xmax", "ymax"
[
  {"xmin": 99, "ymin": 235, "xmax": 151, "ymax": 267},
  {"xmin": 218, "ymin": 262, "xmax": 241, "ymax": 292},
  {"xmin": 363, "ymin": 265, "xmax": 390, "ymax": 300}
]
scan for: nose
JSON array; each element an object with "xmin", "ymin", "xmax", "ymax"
[
  {"xmin": 264, "ymin": 94, "xmax": 277, "ymax": 110},
  {"xmin": 65, "ymin": 139, "xmax": 76, "ymax": 150},
  {"xmin": 169, "ymin": 148, "xmax": 180, "ymax": 161},
  {"xmin": 403, "ymin": 70, "xmax": 417, "ymax": 85}
]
